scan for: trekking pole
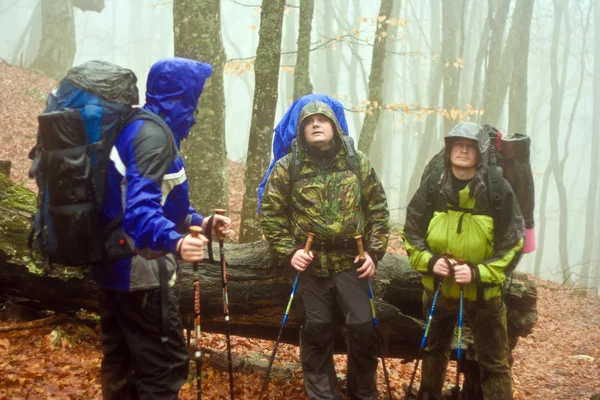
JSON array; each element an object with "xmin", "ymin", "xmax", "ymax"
[
  {"xmin": 189, "ymin": 226, "xmax": 204, "ymax": 400},
  {"xmin": 451, "ymin": 259, "xmax": 466, "ymax": 400},
  {"xmin": 354, "ymin": 235, "xmax": 393, "ymax": 400},
  {"xmin": 215, "ymin": 209, "xmax": 235, "ymax": 400},
  {"xmin": 451, "ymin": 285, "xmax": 464, "ymax": 400},
  {"xmin": 405, "ymin": 277, "xmax": 444, "ymax": 399},
  {"xmin": 258, "ymin": 232, "xmax": 315, "ymax": 400}
]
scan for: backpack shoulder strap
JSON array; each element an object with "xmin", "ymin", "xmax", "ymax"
[
  {"xmin": 126, "ymin": 109, "xmax": 175, "ymax": 141},
  {"xmin": 487, "ymin": 139, "xmax": 503, "ymax": 213},
  {"xmin": 342, "ymin": 135, "xmax": 362, "ymax": 187},
  {"xmin": 289, "ymin": 138, "xmax": 302, "ymax": 183}
]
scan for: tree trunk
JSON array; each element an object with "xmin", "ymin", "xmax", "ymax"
[
  {"xmin": 369, "ymin": 0, "xmax": 402, "ymax": 175},
  {"xmin": 0, "ymin": 173, "xmax": 537, "ymax": 363},
  {"xmin": 357, "ymin": 0, "xmax": 394, "ymax": 154},
  {"xmin": 30, "ymin": 0, "xmax": 76, "ymax": 80},
  {"xmin": 469, "ymin": 4, "xmax": 490, "ymax": 111},
  {"xmin": 238, "ymin": 0, "xmax": 286, "ymax": 243},
  {"xmin": 581, "ymin": 1, "xmax": 599, "ymax": 288},
  {"xmin": 479, "ymin": 0, "xmax": 511, "ymax": 126},
  {"xmin": 440, "ymin": 0, "xmax": 465, "ymax": 135},
  {"xmin": 508, "ymin": 0, "xmax": 535, "ymax": 134},
  {"xmin": 406, "ymin": 0, "xmax": 442, "ymax": 200},
  {"xmin": 548, "ymin": 0, "xmax": 570, "ymax": 282},
  {"xmin": 293, "ymin": 0, "xmax": 314, "ymax": 100},
  {"xmin": 173, "ymin": 0, "xmax": 229, "ymax": 216}
]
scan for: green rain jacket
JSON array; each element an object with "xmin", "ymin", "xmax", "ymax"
[
  {"xmin": 260, "ymin": 101, "xmax": 390, "ymax": 277},
  {"xmin": 403, "ymin": 136, "xmax": 525, "ymax": 302}
]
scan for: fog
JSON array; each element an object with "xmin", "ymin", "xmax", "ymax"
[{"xmin": 1, "ymin": 0, "xmax": 597, "ymax": 288}]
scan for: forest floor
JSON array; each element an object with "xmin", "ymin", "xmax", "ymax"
[{"xmin": 1, "ymin": 62, "xmax": 599, "ymax": 400}]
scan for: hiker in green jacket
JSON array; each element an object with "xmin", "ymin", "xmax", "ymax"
[
  {"xmin": 261, "ymin": 99, "xmax": 390, "ymax": 399},
  {"xmin": 403, "ymin": 121, "xmax": 525, "ymax": 400}
]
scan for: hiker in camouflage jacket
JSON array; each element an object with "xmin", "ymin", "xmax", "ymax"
[
  {"xmin": 261, "ymin": 99, "xmax": 390, "ymax": 400},
  {"xmin": 403, "ymin": 121, "xmax": 525, "ymax": 400}
]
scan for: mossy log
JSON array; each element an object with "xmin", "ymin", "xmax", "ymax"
[{"xmin": 0, "ymin": 173, "xmax": 538, "ymax": 363}]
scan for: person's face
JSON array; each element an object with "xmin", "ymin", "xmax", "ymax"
[
  {"xmin": 302, "ymin": 114, "xmax": 335, "ymax": 150},
  {"xmin": 450, "ymin": 138, "xmax": 479, "ymax": 169}
]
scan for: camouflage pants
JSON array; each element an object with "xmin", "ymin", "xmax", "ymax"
[{"xmin": 418, "ymin": 291, "xmax": 512, "ymax": 400}]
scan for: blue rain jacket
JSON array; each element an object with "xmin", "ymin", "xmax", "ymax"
[
  {"xmin": 256, "ymin": 94, "xmax": 349, "ymax": 212},
  {"xmin": 95, "ymin": 57, "xmax": 213, "ymax": 291}
]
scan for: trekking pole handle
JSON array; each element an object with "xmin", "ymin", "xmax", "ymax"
[
  {"xmin": 304, "ymin": 232, "xmax": 315, "ymax": 253},
  {"xmin": 354, "ymin": 235, "xmax": 366, "ymax": 261},
  {"xmin": 190, "ymin": 226, "xmax": 203, "ymax": 239},
  {"xmin": 215, "ymin": 208, "xmax": 226, "ymax": 238}
]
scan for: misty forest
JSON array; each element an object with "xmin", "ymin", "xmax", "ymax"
[{"xmin": 0, "ymin": 0, "xmax": 599, "ymax": 399}]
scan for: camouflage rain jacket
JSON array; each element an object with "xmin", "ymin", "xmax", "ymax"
[
  {"xmin": 260, "ymin": 101, "xmax": 390, "ymax": 277},
  {"xmin": 403, "ymin": 123, "xmax": 525, "ymax": 302}
]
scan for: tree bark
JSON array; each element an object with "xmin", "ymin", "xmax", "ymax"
[
  {"xmin": 479, "ymin": 0, "xmax": 511, "ymax": 126},
  {"xmin": 70, "ymin": 0, "xmax": 104, "ymax": 12},
  {"xmin": 357, "ymin": 0, "xmax": 394, "ymax": 155},
  {"xmin": 293, "ymin": 0, "xmax": 314, "ymax": 100},
  {"xmin": 238, "ymin": 0, "xmax": 286, "ymax": 243},
  {"xmin": 30, "ymin": 0, "xmax": 76, "ymax": 81},
  {"xmin": 575, "ymin": 2, "xmax": 596, "ymax": 288},
  {"xmin": 508, "ymin": 0, "xmax": 535, "ymax": 134},
  {"xmin": 173, "ymin": 0, "xmax": 229, "ymax": 216},
  {"xmin": 593, "ymin": 0, "xmax": 600, "ymax": 287},
  {"xmin": 0, "ymin": 174, "xmax": 537, "ymax": 362},
  {"xmin": 406, "ymin": 0, "xmax": 442, "ymax": 201},
  {"xmin": 548, "ymin": 0, "xmax": 570, "ymax": 282},
  {"xmin": 440, "ymin": 0, "xmax": 465, "ymax": 135}
]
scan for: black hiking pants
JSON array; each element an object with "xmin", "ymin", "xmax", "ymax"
[
  {"xmin": 295, "ymin": 269, "xmax": 379, "ymax": 400},
  {"xmin": 99, "ymin": 287, "xmax": 189, "ymax": 400}
]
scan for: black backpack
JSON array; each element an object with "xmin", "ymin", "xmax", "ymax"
[{"xmin": 28, "ymin": 61, "xmax": 173, "ymax": 269}]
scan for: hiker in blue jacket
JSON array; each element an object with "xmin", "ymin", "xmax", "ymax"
[{"xmin": 94, "ymin": 57, "xmax": 231, "ymax": 400}]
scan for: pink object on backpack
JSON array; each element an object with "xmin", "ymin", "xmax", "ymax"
[{"xmin": 523, "ymin": 227, "xmax": 536, "ymax": 253}]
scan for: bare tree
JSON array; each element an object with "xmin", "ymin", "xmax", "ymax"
[
  {"xmin": 239, "ymin": 0, "xmax": 286, "ymax": 243},
  {"xmin": 357, "ymin": 0, "xmax": 394, "ymax": 154},
  {"xmin": 293, "ymin": 0, "xmax": 314, "ymax": 100},
  {"xmin": 534, "ymin": 0, "xmax": 571, "ymax": 280},
  {"xmin": 479, "ymin": 0, "xmax": 511, "ymax": 126},
  {"xmin": 508, "ymin": 0, "xmax": 536, "ymax": 134},
  {"xmin": 405, "ymin": 0, "xmax": 442, "ymax": 200},
  {"xmin": 579, "ymin": 1, "xmax": 597, "ymax": 288},
  {"xmin": 173, "ymin": 0, "xmax": 229, "ymax": 216},
  {"xmin": 30, "ymin": 0, "xmax": 76, "ymax": 80},
  {"xmin": 369, "ymin": 0, "xmax": 402, "ymax": 175}
]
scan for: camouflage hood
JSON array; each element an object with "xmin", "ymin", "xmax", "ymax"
[{"xmin": 297, "ymin": 101, "xmax": 346, "ymax": 158}]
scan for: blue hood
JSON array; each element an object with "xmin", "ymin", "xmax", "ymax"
[
  {"xmin": 257, "ymin": 94, "xmax": 350, "ymax": 212},
  {"xmin": 143, "ymin": 57, "xmax": 213, "ymax": 146}
]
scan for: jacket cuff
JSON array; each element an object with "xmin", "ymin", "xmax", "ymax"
[
  {"xmin": 468, "ymin": 262, "xmax": 481, "ymax": 286},
  {"xmin": 427, "ymin": 254, "xmax": 442, "ymax": 275}
]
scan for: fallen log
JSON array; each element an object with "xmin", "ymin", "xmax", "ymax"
[{"xmin": 0, "ymin": 172, "xmax": 538, "ymax": 364}]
